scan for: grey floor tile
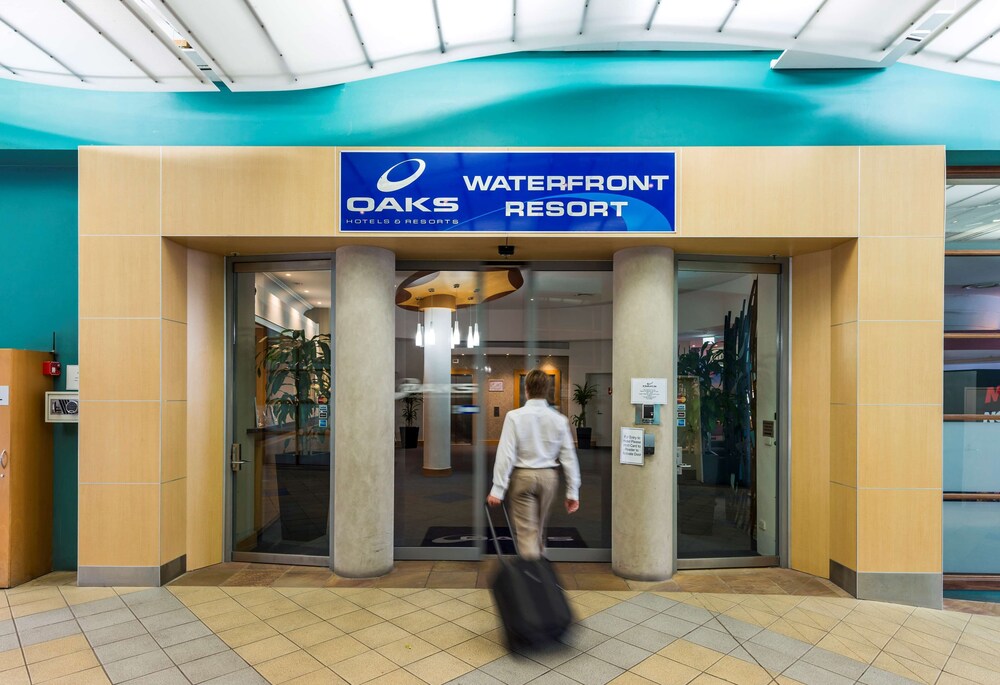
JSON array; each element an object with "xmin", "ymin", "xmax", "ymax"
[
  {"xmin": 71, "ymin": 595, "xmax": 128, "ymax": 618},
  {"xmin": 124, "ymin": 666, "xmax": 190, "ymax": 684},
  {"xmin": 616, "ymin": 625, "xmax": 676, "ymax": 653},
  {"xmin": 14, "ymin": 607, "xmax": 74, "ymax": 632},
  {"xmin": 684, "ymin": 625, "xmax": 740, "ymax": 654},
  {"xmin": 131, "ymin": 597, "xmax": 186, "ymax": 619},
  {"xmin": 179, "ymin": 650, "xmax": 251, "ymax": 684},
  {"xmin": 104, "ymin": 649, "xmax": 174, "ymax": 684},
  {"xmin": 122, "ymin": 589, "xmax": 175, "ymax": 608},
  {"xmin": 515, "ymin": 642, "xmax": 580, "ymax": 669},
  {"xmin": 199, "ymin": 668, "xmax": 268, "ymax": 685},
  {"xmin": 748, "ymin": 627, "xmax": 811, "ymax": 659},
  {"xmin": 95, "ymin": 634, "xmax": 160, "ymax": 665},
  {"xmin": 0, "ymin": 633, "xmax": 19, "ymax": 652},
  {"xmin": 784, "ymin": 660, "xmax": 856, "ymax": 685},
  {"xmin": 18, "ymin": 618, "xmax": 81, "ymax": 647},
  {"xmin": 554, "ymin": 652, "xmax": 624, "ymax": 685},
  {"xmin": 141, "ymin": 608, "xmax": 197, "ymax": 633},
  {"xmin": 626, "ymin": 593, "xmax": 677, "ymax": 613},
  {"xmin": 639, "ymin": 613, "xmax": 699, "ymax": 638},
  {"xmin": 859, "ymin": 664, "xmax": 922, "ymax": 685},
  {"xmin": 86, "ymin": 619, "xmax": 149, "ymax": 647},
  {"xmin": 0, "ymin": 618, "xmax": 15, "ymax": 636},
  {"xmin": 446, "ymin": 671, "xmax": 506, "ymax": 685},
  {"xmin": 79, "ymin": 607, "xmax": 137, "ymax": 631},
  {"xmin": 587, "ymin": 638, "xmax": 651, "ymax": 669},
  {"xmin": 480, "ymin": 653, "xmax": 549, "ymax": 685},
  {"xmin": 663, "ymin": 602, "xmax": 714, "ymax": 625},
  {"xmin": 604, "ymin": 602, "xmax": 657, "ymax": 624},
  {"xmin": 558, "ymin": 626, "xmax": 608, "ymax": 652},
  {"xmin": 801, "ymin": 646, "xmax": 868, "ymax": 680},
  {"xmin": 151, "ymin": 620, "xmax": 212, "ymax": 648},
  {"xmin": 715, "ymin": 614, "xmax": 762, "ymax": 641},
  {"xmin": 163, "ymin": 635, "xmax": 229, "ymax": 665},
  {"xmin": 526, "ymin": 672, "xmax": 577, "ymax": 685},
  {"xmin": 577, "ymin": 611, "xmax": 635, "ymax": 637},
  {"xmin": 737, "ymin": 641, "xmax": 798, "ymax": 674}
]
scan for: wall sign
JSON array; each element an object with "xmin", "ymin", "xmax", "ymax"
[
  {"xmin": 340, "ymin": 150, "xmax": 676, "ymax": 233},
  {"xmin": 630, "ymin": 378, "xmax": 668, "ymax": 405},
  {"xmin": 620, "ymin": 426, "xmax": 645, "ymax": 466}
]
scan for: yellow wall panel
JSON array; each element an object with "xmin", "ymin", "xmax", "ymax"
[
  {"xmin": 162, "ymin": 320, "xmax": 188, "ymax": 402},
  {"xmin": 162, "ymin": 239, "xmax": 188, "ymax": 324},
  {"xmin": 161, "ymin": 147, "xmax": 336, "ymax": 236},
  {"xmin": 79, "ymin": 484, "xmax": 159, "ymax": 567},
  {"xmin": 859, "ymin": 147, "xmax": 945, "ymax": 237},
  {"xmin": 79, "ymin": 147, "xmax": 161, "ymax": 236},
  {"xmin": 857, "ymin": 489, "xmax": 942, "ymax": 573},
  {"xmin": 79, "ymin": 236, "xmax": 161, "ymax": 318},
  {"xmin": 680, "ymin": 147, "xmax": 858, "ymax": 237},
  {"xmin": 858, "ymin": 238, "xmax": 944, "ymax": 322},
  {"xmin": 830, "ymin": 240, "xmax": 858, "ymax": 326},
  {"xmin": 857, "ymin": 405, "xmax": 943, "ymax": 489},
  {"xmin": 79, "ymin": 319, "xmax": 160, "ymax": 401},
  {"xmin": 790, "ymin": 250, "xmax": 832, "ymax": 578},
  {"xmin": 858, "ymin": 321, "xmax": 943, "ymax": 405},
  {"xmin": 162, "ymin": 401, "xmax": 187, "ymax": 483},
  {"xmin": 831, "ymin": 322, "xmax": 857, "ymax": 405},
  {"xmin": 78, "ymin": 401, "xmax": 160, "ymax": 484},
  {"xmin": 830, "ymin": 404, "xmax": 857, "ymax": 488},
  {"xmin": 830, "ymin": 483, "xmax": 857, "ymax": 570},
  {"xmin": 161, "ymin": 478, "xmax": 187, "ymax": 564}
]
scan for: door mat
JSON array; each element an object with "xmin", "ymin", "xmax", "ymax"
[{"xmin": 421, "ymin": 526, "xmax": 587, "ymax": 554}]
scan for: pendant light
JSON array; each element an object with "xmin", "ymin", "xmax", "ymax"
[
  {"xmin": 472, "ymin": 322, "xmax": 480, "ymax": 347},
  {"xmin": 415, "ymin": 321, "xmax": 424, "ymax": 348},
  {"xmin": 452, "ymin": 318, "xmax": 461, "ymax": 346}
]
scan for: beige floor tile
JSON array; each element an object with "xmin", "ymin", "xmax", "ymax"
[
  {"xmin": 829, "ymin": 619, "xmax": 893, "ymax": 650},
  {"xmin": 329, "ymin": 609, "xmax": 384, "ymax": 633},
  {"xmin": 569, "ymin": 601, "xmax": 603, "ymax": 620},
  {"xmin": 608, "ymin": 673, "xmax": 658, "ymax": 685},
  {"xmin": 376, "ymin": 636, "xmax": 440, "ymax": 667},
  {"xmin": 817, "ymin": 633, "xmax": 880, "ymax": 665},
  {"xmin": 27, "ymin": 649, "xmax": 100, "ymax": 683},
  {"xmin": 268, "ymin": 609, "xmax": 323, "ymax": 633},
  {"xmin": 255, "ymin": 649, "xmax": 326, "ymax": 684},
  {"xmin": 332, "ymin": 650, "xmax": 398, "ymax": 685},
  {"xmin": 452, "ymin": 610, "xmax": 502, "ymax": 635},
  {"xmin": 404, "ymin": 651, "xmax": 474, "ymax": 685},
  {"xmin": 446, "ymin": 635, "xmax": 507, "ymax": 668},
  {"xmin": 874, "ymin": 651, "xmax": 940, "ymax": 685},
  {"xmin": 782, "ymin": 607, "xmax": 839, "ymax": 631},
  {"xmin": 22, "ymin": 634, "xmax": 91, "ymax": 665},
  {"xmin": 481, "ymin": 628, "xmax": 507, "ymax": 645},
  {"xmin": 287, "ymin": 622, "xmax": 346, "ymax": 649},
  {"xmin": 0, "ymin": 665, "xmax": 29, "ymax": 685},
  {"xmin": 657, "ymin": 640, "xmax": 725, "ymax": 671},
  {"xmin": 365, "ymin": 669, "xmax": 427, "ymax": 685},
  {"xmin": 341, "ymin": 590, "xmax": 396, "ymax": 609},
  {"xmin": 720, "ymin": 606, "xmax": 777, "ymax": 629},
  {"xmin": 249, "ymin": 598, "xmax": 303, "ymax": 621},
  {"xmin": 903, "ymin": 615, "xmax": 963, "ymax": 644},
  {"xmin": 774, "ymin": 676, "xmax": 808, "ymax": 685},
  {"xmin": 0, "ymin": 607, "xmax": 10, "ymax": 622},
  {"xmin": 169, "ymin": 586, "xmax": 229, "ymax": 606},
  {"xmin": 284, "ymin": 668, "xmax": 349, "ymax": 684},
  {"xmin": 289, "ymin": 590, "xmax": 342, "ymax": 609},
  {"xmin": 6, "ymin": 587, "xmax": 61, "ymax": 606},
  {"xmin": 418, "ymin": 622, "xmax": 477, "ymax": 650},
  {"xmin": 425, "ymin": 599, "xmax": 479, "ymax": 621},
  {"xmin": 951, "ymin": 645, "xmax": 997, "ymax": 671},
  {"xmin": 404, "ymin": 590, "xmax": 452, "ymax": 609},
  {"xmin": 190, "ymin": 596, "xmax": 244, "ymax": 619},
  {"xmin": 218, "ymin": 621, "xmax": 280, "ymax": 648},
  {"xmin": 795, "ymin": 597, "xmax": 855, "ymax": 621},
  {"xmin": 352, "ymin": 621, "xmax": 411, "ymax": 649},
  {"xmin": 48, "ymin": 666, "xmax": 113, "ymax": 684},
  {"xmin": 390, "ymin": 610, "xmax": 448, "ymax": 634},
  {"xmin": 883, "ymin": 635, "xmax": 949, "ymax": 669},
  {"xmin": 574, "ymin": 592, "xmax": 621, "ymax": 610},
  {"xmin": 690, "ymin": 675, "xmax": 732, "ymax": 685},
  {"xmin": 767, "ymin": 618, "xmax": 825, "ymax": 645},
  {"xmin": 58, "ymin": 587, "xmax": 116, "ymax": 606},
  {"xmin": 944, "ymin": 655, "xmax": 1000, "ymax": 685},
  {"xmin": 958, "ymin": 632, "xmax": 1000, "ymax": 658},
  {"xmin": 11, "ymin": 595, "xmax": 67, "ymax": 618},
  {"xmin": 458, "ymin": 591, "xmax": 494, "ymax": 610},
  {"xmin": 236, "ymin": 634, "xmax": 301, "ymax": 665},
  {"xmin": 937, "ymin": 673, "xmax": 982, "ymax": 685},
  {"xmin": 705, "ymin": 655, "xmax": 771, "ymax": 685},
  {"xmin": 912, "ymin": 607, "xmax": 971, "ymax": 632},
  {"xmin": 310, "ymin": 599, "xmax": 364, "ymax": 621},
  {"xmin": 306, "ymin": 636, "xmax": 369, "ymax": 667},
  {"xmin": 0, "ymin": 648, "xmax": 25, "ymax": 671},
  {"xmin": 366, "ymin": 598, "xmax": 420, "ymax": 620},
  {"xmin": 631, "ymin": 654, "xmax": 701, "ymax": 685},
  {"xmin": 202, "ymin": 608, "xmax": 261, "ymax": 632}
]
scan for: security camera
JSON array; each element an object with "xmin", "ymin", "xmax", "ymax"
[{"xmin": 498, "ymin": 244, "xmax": 515, "ymax": 257}]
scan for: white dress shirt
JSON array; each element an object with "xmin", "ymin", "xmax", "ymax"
[{"xmin": 490, "ymin": 398, "xmax": 582, "ymax": 501}]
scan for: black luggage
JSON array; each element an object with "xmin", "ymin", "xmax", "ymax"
[{"xmin": 485, "ymin": 504, "xmax": 573, "ymax": 649}]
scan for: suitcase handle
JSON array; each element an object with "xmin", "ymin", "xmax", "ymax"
[{"xmin": 484, "ymin": 502, "xmax": 521, "ymax": 562}]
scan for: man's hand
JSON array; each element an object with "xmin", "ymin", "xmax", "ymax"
[
  {"xmin": 487, "ymin": 495, "xmax": 502, "ymax": 507},
  {"xmin": 565, "ymin": 499, "xmax": 579, "ymax": 514}
]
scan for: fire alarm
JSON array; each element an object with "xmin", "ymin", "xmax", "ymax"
[{"xmin": 42, "ymin": 361, "xmax": 61, "ymax": 377}]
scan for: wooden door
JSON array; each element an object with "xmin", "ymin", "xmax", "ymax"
[{"xmin": 0, "ymin": 350, "xmax": 12, "ymax": 587}]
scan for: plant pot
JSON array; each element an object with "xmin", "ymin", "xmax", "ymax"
[
  {"xmin": 400, "ymin": 426, "xmax": 420, "ymax": 449},
  {"xmin": 576, "ymin": 427, "xmax": 592, "ymax": 449}
]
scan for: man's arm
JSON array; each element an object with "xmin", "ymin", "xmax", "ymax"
[
  {"xmin": 559, "ymin": 416, "xmax": 581, "ymax": 505},
  {"xmin": 489, "ymin": 413, "xmax": 517, "ymax": 502}
]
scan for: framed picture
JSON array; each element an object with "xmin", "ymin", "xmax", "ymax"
[
  {"xmin": 515, "ymin": 369, "xmax": 560, "ymax": 408},
  {"xmin": 488, "ymin": 379, "xmax": 504, "ymax": 392}
]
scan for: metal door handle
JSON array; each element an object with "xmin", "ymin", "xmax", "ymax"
[
  {"xmin": 0, "ymin": 449, "xmax": 7, "ymax": 468},
  {"xmin": 230, "ymin": 444, "xmax": 247, "ymax": 472}
]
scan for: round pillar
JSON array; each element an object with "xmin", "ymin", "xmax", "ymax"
[
  {"xmin": 334, "ymin": 246, "xmax": 395, "ymax": 577},
  {"xmin": 422, "ymin": 306, "xmax": 453, "ymax": 475},
  {"xmin": 612, "ymin": 246, "xmax": 676, "ymax": 581}
]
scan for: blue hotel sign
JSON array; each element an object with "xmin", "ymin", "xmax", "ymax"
[{"xmin": 339, "ymin": 150, "xmax": 676, "ymax": 233}]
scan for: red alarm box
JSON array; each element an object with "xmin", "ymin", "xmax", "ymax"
[{"xmin": 42, "ymin": 361, "xmax": 61, "ymax": 376}]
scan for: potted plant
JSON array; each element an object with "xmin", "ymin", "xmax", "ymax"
[
  {"xmin": 399, "ymin": 395, "xmax": 422, "ymax": 448},
  {"xmin": 571, "ymin": 380, "xmax": 598, "ymax": 449}
]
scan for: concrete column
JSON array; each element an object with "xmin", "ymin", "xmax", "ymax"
[
  {"xmin": 423, "ymin": 307, "xmax": 453, "ymax": 475},
  {"xmin": 334, "ymin": 246, "xmax": 395, "ymax": 577},
  {"xmin": 612, "ymin": 247, "xmax": 676, "ymax": 581}
]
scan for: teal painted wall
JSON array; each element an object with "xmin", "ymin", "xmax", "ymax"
[
  {"xmin": 0, "ymin": 162, "xmax": 78, "ymax": 569},
  {"xmin": 1, "ymin": 51, "xmax": 999, "ymax": 569}
]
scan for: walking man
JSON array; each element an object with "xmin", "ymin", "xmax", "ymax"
[{"xmin": 487, "ymin": 369, "xmax": 581, "ymax": 559}]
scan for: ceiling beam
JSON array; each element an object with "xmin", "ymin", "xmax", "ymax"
[
  {"xmin": 156, "ymin": 0, "xmax": 236, "ymax": 84},
  {"xmin": 955, "ymin": 22, "xmax": 1000, "ymax": 62},
  {"xmin": 341, "ymin": 0, "xmax": 373, "ymax": 69},
  {"xmin": 579, "ymin": 0, "xmax": 590, "ymax": 36},
  {"xmin": 794, "ymin": 0, "xmax": 832, "ymax": 40},
  {"xmin": 881, "ymin": 0, "xmax": 940, "ymax": 51},
  {"xmin": 0, "ymin": 11, "xmax": 85, "ymax": 82},
  {"xmin": 62, "ymin": 0, "xmax": 159, "ymax": 83},
  {"xmin": 646, "ymin": 0, "xmax": 662, "ymax": 31},
  {"xmin": 912, "ymin": 0, "xmax": 982, "ymax": 55},
  {"xmin": 512, "ymin": 0, "xmax": 517, "ymax": 42},
  {"xmin": 0, "ymin": 61, "xmax": 16, "ymax": 77},
  {"xmin": 431, "ymin": 0, "xmax": 445, "ymax": 53},
  {"xmin": 237, "ymin": 0, "xmax": 296, "ymax": 83},
  {"xmin": 718, "ymin": 0, "xmax": 739, "ymax": 33},
  {"xmin": 118, "ymin": 0, "xmax": 209, "ymax": 85}
]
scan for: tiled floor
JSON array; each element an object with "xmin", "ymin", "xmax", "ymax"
[{"xmin": 2, "ymin": 566, "xmax": 999, "ymax": 684}]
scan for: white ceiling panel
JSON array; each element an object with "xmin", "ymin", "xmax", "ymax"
[
  {"xmin": 587, "ymin": 0, "xmax": 654, "ymax": 31},
  {"xmin": 349, "ymin": 0, "xmax": 439, "ymax": 62},
  {"xmin": 725, "ymin": 0, "xmax": 819, "ymax": 38},
  {"xmin": 652, "ymin": 0, "xmax": 737, "ymax": 32},
  {"xmin": 909, "ymin": 0, "xmax": 996, "ymax": 59},
  {"xmin": 516, "ymin": 0, "xmax": 583, "ymax": 41},
  {"xmin": 252, "ymin": 0, "xmax": 367, "ymax": 79},
  {"xmin": 438, "ymin": 0, "xmax": 512, "ymax": 48},
  {"xmin": 795, "ymin": 0, "xmax": 943, "ymax": 56}
]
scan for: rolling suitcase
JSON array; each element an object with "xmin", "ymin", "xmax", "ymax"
[{"xmin": 485, "ymin": 503, "xmax": 573, "ymax": 649}]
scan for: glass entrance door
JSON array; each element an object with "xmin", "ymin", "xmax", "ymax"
[
  {"xmin": 230, "ymin": 260, "xmax": 333, "ymax": 564},
  {"xmin": 676, "ymin": 261, "xmax": 782, "ymax": 566}
]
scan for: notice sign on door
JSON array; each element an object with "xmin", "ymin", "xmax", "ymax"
[
  {"xmin": 620, "ymin": 427, "xmax": 645, "ymax": 466},
  {"xmin": 630, "ymin": 378, "xmax": 667, "ymax": 405}
]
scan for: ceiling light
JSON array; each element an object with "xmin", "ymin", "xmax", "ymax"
[
  {"xmin": 285, "ymin": 273, "xmax": 291, "ymax": 277},
  {"xmin": 304, "ymin": 290, "xmax": 309, "ymax": 293},
  {"xmin": 962, "ymin": 282, "xmax": 1000, "ymax": 290}
]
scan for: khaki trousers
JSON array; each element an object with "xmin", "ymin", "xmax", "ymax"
[{"xmin": 508, "ymin": 468, "xmax": 559, "ymax": 560}]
